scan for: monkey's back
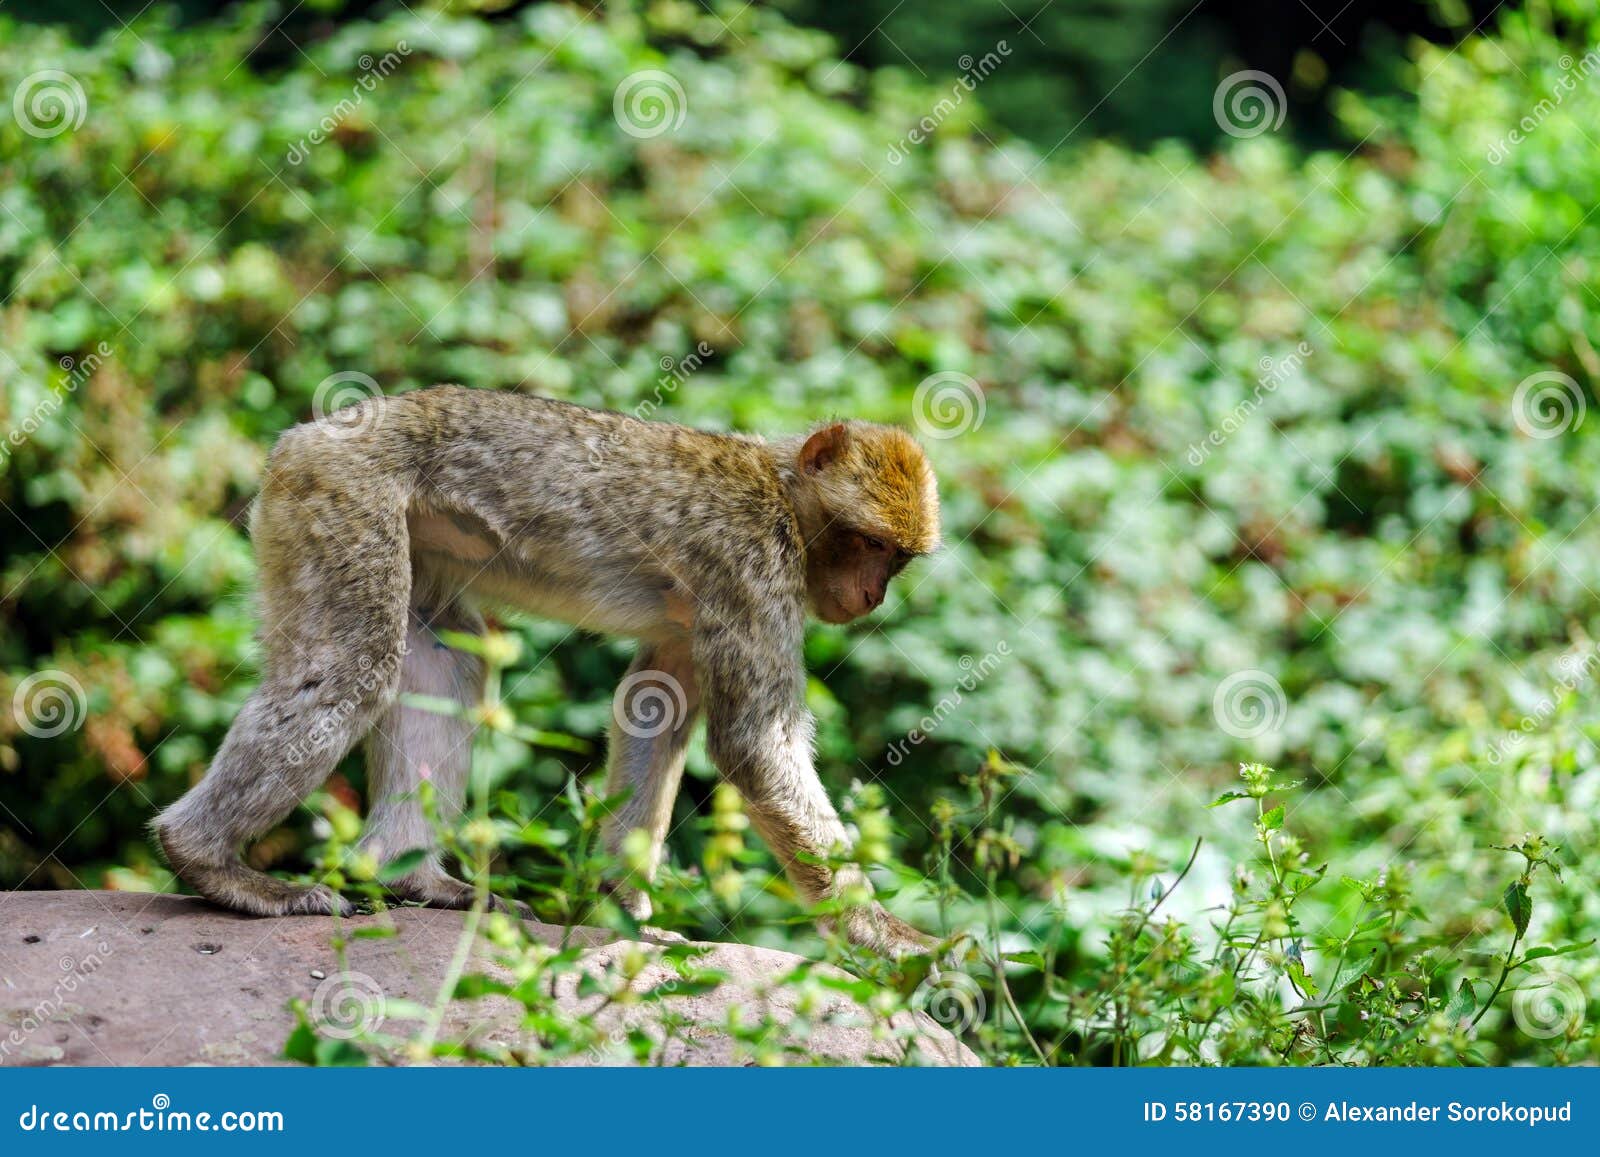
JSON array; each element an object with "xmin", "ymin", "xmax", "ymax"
[{"xmin": 264, "ymin": 385, "xmax": 807, "ymax": 631}]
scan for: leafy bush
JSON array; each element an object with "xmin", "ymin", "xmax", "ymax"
[{"xmin": 1, "ymin": 1, "xmax": 1596, "ymax": 1064}]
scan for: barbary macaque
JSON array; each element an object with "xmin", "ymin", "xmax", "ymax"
[{"xmin": 153, "ymin": 386, "xmax": 941, "ymax": 956}]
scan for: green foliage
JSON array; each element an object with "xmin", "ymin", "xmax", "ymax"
[{"xmin": 2, "ymin": 1, "xmax": 1598, "ymax": 1064}]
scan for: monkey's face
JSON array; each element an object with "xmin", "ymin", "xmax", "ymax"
[
  {"xmin": 793, "ymin": 420, "xmax": 940, "ymax": 623},
  {"xmin": 806, "ymin": 526, "xmax": 914, "ymax": 623}
]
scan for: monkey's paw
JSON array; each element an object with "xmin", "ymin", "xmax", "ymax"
[{"xmin": 838, "ymin": 903, "xmax": 938, "ymax": 960}]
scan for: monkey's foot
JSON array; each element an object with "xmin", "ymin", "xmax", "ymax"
[
  {"xmin": 385, "ymin": 870, "xmax": 530, "ymax": 919},
  {"xmin": 155, "ymin": 819, "xmax": 356, "ymax": 918},
  {"xmin": 187, "ymin": 867, "xmax": 353, "ymax": 918}
]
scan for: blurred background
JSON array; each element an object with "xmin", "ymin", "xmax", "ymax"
[{"xmin": 1, "ymin": 0, "xmax": 1598, "ymax": 1063}]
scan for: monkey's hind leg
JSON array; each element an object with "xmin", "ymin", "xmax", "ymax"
[
  {"xmin": 361, "ymin": 589, "xmax": 495, "ymax": 912},
  {"xmin": 153, "ymin": 446, "xmax": 411, "ymax": 917},
  {"xmin": 152, "ymin": 658, "xmax": 406, "ymax": 917}
]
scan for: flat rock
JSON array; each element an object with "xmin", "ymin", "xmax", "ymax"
[{"xmin": 0, "ymin": 891, "xmax": 977, "ymax": 1067}]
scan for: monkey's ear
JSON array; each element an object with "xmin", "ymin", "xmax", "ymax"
[{"xmin": 799, "ymin": 423, "xmax": 848, "ymax": 474}]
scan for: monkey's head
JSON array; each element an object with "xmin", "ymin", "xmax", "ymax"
[{"xmin": 792, "ymin": 421, "xmax": 941, "ymax": 624}]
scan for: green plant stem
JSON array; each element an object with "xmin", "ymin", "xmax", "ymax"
[{"xmin": 1468, "ymin": 923, "xmax": 1525, "ymax": 1030}]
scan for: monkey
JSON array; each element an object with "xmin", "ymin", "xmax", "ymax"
[{"xmin": 152, "ymin": 385, "xmax": 941, "ymax": 958}]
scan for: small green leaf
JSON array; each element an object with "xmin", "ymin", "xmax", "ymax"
[
  {"xmin": 313, "ymin": 1038, "xmax": 370, "ymax": 1066},
  {"xmin": 1286, "ymin": 958, "xmax": 1318, "ymax": 996},
  {"xmin": 282, "ymin": 1018, "xmax": 317, "ymax": 1064},
  {"xmin": 1004, "ymin": 950, "xmax": 1048, "ymax": 971},
  {"xmin": 377, "ymin": 848, "xmax": 428, "ymax": 882},
  {"xmin": 452, "ymin": 973, "xmax": 513, "ymax": 1000},
  {"xmin": 1522, "ymin": 940, "xmax": 1593, "ymax": 962},
  {"xmin": 1446, "ymin": 978, "xmax": 1476, "ymax": 1021},
  {"xmin": 511, "ymin": 725, "xmax": 593, "ymax": 753},
  {"xmin": 1503, "ymin": 881, "xmax": 1532, "ymax": 937},
  {"xmin": 399, "ymin": 692, "xmax": 467, "ymax": 717},
  {"xmin": 1206, "ymin": 791, "xmax": 1251, "ymax": 808},
  {"xmin": 1259, "ymin": 805, "xmax": 1285, "ymax": 831},
  {"xmin": 640, "ymin": 976, "xmax": 725, "ymax": 1001}
]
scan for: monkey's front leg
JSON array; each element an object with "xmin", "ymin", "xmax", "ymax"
[
  {"xmin": 602, "ymin": 639, "xmax": 702, "ymax": 920},
  {"xmin": 697, "ymin": 640, "xmax": 934, "ymax": 959}
]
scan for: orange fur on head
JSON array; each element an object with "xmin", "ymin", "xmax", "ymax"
[{"xmin": 802, "ymin": 420, "xmax": 941, "ymax": 555}]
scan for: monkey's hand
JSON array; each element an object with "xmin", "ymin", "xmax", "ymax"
[{"xmin": 837, "ymin": 902, "xmax": 939, "ymax": 960}]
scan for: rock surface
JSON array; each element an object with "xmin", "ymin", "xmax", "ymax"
[{"xmin": 0, "ymin": 891, "xmax": 977, "ymax": 1067}]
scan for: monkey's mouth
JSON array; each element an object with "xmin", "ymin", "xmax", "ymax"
[{"xmin": 817, "ymin": 597, "xmax": 870, "ymax": 625}]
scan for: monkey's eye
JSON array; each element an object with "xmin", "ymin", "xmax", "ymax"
[{"xmin": 860, "ymin": 534, "xmax": 887, "ymax": 553}]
